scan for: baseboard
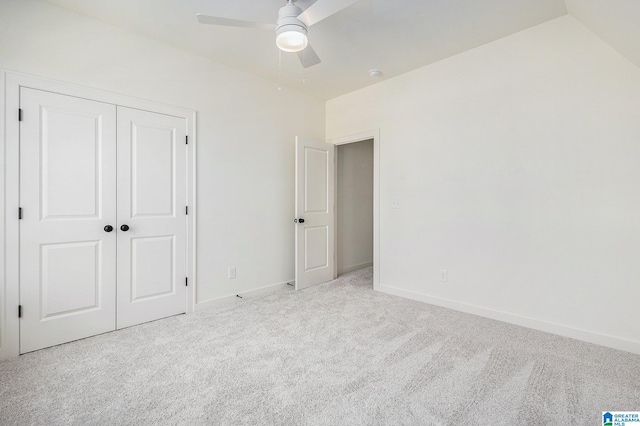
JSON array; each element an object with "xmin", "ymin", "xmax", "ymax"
[
  {"xmin": 379, "ymin": 284, "xmax": 640, "ymax": 355},
  {"xmin": 195, "ymin": 281, "xmax": 292, "ymax": 312},
  {"xmin": 338, "ymin": 262, "xmax": 373, "ymax": 275}
]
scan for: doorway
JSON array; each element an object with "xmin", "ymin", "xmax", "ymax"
[
  {"xmin": 293, "ymin": 130, "xmax": 379, "ymax": 292},
  {"xmin": 336, "ymin": 139, "xmax": 374, "ymax": 277}
]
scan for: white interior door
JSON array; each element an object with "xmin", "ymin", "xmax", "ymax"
[
  {"xmin": 116, "ymin": 107, "xmax": 187, "ymax": 329},
  {"xmin": 19, "ymin": 88, "xmax": 117, "ymax": 353},
  {"xmin": 295, "ymin": 137, "xmax": 335, "ymax": 290}
]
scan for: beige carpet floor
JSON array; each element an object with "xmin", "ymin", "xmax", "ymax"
[{"xmin": 1, "ymin": 267, "xmax": 639, "ymax": 425}]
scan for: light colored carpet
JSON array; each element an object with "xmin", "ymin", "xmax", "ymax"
[{"xmin": 1, "ymin": 267, "xmax": 639, "ymax": 425}]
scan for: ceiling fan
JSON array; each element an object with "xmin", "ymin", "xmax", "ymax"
[{"xmin": 197, "ymin": 0, "xmax": 361, "ymax": 68}]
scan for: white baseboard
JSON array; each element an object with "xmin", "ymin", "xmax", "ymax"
[
  {"xmin": 195, "ymin": 281, "xmax": 292, "ymax": 312},
  {"xmin": 338, "ymin": 262, "xmax": 373, "ymax": 275},
  {"xmin": 379, "ymin": 284, "xmax": 640, "ymax": 355}
]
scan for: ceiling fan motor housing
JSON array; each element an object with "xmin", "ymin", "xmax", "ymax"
[{"xmin": 275, "ymin": 2, "xmax": 308, "ymax": 52}]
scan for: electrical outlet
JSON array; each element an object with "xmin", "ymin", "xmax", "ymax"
[
  {"xmin": 391, "ymin": 200, "xmax": 401, "ymax": 209},
  {"xmin": 228, "ymin": 267, "xmax": 236, "ymax": 279},
  {"xmin": 439, "ymin": 269, "xmax": 448, "ymax": 283}
]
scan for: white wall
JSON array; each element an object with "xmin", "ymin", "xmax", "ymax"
[
  {"xmin": 327, "ymin": 16, "xmax": 640, "ymax": 353},
  {"xmin": 337, "ymin": 140, "xmax": 374, "ymax": 274},
  {"xmin": 565, "ymin": 0, "xmax": 640, "ymax": 69},
  {"xmin": 0, "ymin": 0, "xmax": 324, "ymax": 324}
]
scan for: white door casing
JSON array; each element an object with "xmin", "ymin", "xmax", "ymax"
[
  {"xmin": 116, "ymin": 107, "xmax": 187, "ymax": 329},
  {"xmin": 19, "ymin": 88, "xmax": 118, "ymax": 353},
  {"xmin": 295, "ymin": 137, "xmax": 335, "ymax": 290}
]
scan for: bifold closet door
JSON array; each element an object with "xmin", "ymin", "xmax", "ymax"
[
  {"xmin": 19, "ymin": 88, "xmax": 118, "ymax": 354},
  {"xmin": 116, "ymin": 107, "xmax": 187, "ymax": 329}
]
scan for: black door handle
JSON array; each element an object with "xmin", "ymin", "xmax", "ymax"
[
  {"xmin": 120, "ymin": 224, "xmax": 130, "ymax": 232},
  {"xmin": 104, "ymin": 225, "xmax": 113, "ymax": 232},
  {"xmin": 297, "ymin": 218, "xmax": 305, "ymax": 224}
]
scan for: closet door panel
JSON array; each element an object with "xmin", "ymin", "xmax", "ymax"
[
  {"xmin": 116, "ymin": 107, "xmax": 187, "ymax": 329},
  {"xmin": 19, "ymin": 88, "xmax": 117, "ymax": 354}
]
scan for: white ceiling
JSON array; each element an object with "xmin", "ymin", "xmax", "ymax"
[{"xmin": 42, "ymin": 0, "xmax": 639, "ymax": 100}]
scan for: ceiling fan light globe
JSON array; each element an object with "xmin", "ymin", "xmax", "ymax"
[{"xmin": 276, "ymin": 26, "xmax": 308, "ymax": 52}]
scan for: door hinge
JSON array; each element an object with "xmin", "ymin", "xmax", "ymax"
[
  {"xmin": 185, "ymin": 206, "xmax": 188, "ymax": 215},
  {"xmin": 18, "ymin": 108, "xmax": 23, "ymax": 122},
  {"xmin": 185, "ymin": 277, "xmax": 188, "ymax": 287},
  {"xmin": 185, "ymin": 135, "xmax": 188, "ymax": 145},
  {"xmin": 18, "ymin": 207, "xmax": 23, "ymax": 220},
  {"xmin": 18, "ymin": 305, "xmax": 22, "ymax": 318}
]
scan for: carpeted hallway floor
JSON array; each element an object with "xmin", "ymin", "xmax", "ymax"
[{"xmin": 1, "ymin": 267, "xmax": 639, "ymax": 425}]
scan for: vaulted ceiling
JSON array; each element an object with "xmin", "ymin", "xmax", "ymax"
[{"xmin": 43, "ymin": 0, "xmax": 640, "ymax": 99}]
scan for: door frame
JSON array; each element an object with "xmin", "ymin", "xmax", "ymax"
[
  {"xmin": 328, "ymin": 129, "xmax": 380, "ymax": 291},
  {"xmin": 0, "ymin": 70, "xmax": 197, "ymax": 360}
]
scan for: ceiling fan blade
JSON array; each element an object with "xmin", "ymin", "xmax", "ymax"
[
  {"xmin": 297, "ymin": 44, "xmax": 321, "ymax": 68},
  {"xmin": 196, "ymin": 13, "xmax": 276, "ymax": 31},
  {"xmin": 297, "ymin": 0, "xmax": 361, "ymax": 27}
]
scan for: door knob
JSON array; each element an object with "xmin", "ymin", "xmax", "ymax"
[
  {"xmin": 120, "ymin": 224, "xmax": 130, "ymax": 232},
  {"xmin": 295, "ymin": 218, "xmax": 305, "ymax": 224},
  {"xmin": 104, "ymin": 225, "xmax": 113, "ymax": 232}
]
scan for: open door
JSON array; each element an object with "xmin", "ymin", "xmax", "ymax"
[{"xmin": 295, "ymin": 137, "xmax": 335, "ymax": 290}]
